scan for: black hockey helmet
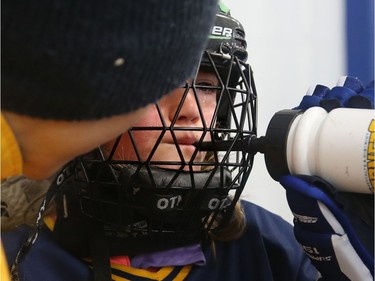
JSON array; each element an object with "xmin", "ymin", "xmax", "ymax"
[
  {"xmin": 10, "ymin": 5, "xmax": 259, "ymax": 280},
  {"xmin": 51, "ymin": 4, "xmax": 258, "ymax": 257}
]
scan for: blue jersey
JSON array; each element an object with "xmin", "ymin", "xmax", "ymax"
[{"xmin": 2, "ymin": 200, "xmax": 317, "ymax": 280}]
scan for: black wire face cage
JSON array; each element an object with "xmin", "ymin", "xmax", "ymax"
[{"xmin": 68, "ymin": 51, "xmax": 258, "ymax": 245}]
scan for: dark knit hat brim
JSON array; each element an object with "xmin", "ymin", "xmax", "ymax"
[{"xmin": 2, "ymin": 0, "xmax": 217, "ymax": 120}]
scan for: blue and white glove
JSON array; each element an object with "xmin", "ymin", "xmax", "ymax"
[
  {"xmin": 281, "ymin": 175, "xmax": 374, "ymax": 281},
  {"xmin": 295, "ymin": 76, "xmax": 374, "ymax": 111},
  {"xmin": 281, "ymin": 76, "xmax": 374, "ymax": 281}
]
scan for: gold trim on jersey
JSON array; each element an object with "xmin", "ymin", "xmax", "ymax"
[{"xmin": 110, "ymin": 264, "xmax": 192, "ymax": 281}]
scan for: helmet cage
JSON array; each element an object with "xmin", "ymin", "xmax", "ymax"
[{"xmin": 65, "ymin": 51, "xmax": 257, "ymax": 245}]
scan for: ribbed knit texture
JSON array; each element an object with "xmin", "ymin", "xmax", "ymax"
[{"xmin": 2, "ymin": 0, "xmax": 217, "ymax": 120}]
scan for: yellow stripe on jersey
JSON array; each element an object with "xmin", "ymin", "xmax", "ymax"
[
  {"xmin": 110, "ymin": 264, "xmax": 193, "ymax": 281},
  {"xmin": 81, "ymin": 262, "xmax": 194, "ymax": 281}
]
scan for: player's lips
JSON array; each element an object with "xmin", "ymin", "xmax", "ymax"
[
  {"xmin": 159, "ymin": 134, "xmax": 202, "ymax": 157},
  {"xmin": 177, "ymin": 135, "xmax": 199, "ymax": 146}
]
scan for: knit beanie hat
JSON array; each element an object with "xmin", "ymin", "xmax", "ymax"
[{"xmin": 2, "ymin": 0, "xmax": 217, "ymax": 120}]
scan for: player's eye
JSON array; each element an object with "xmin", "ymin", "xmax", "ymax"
[{"xmin": 196, "ymin": 81, "xmax": 219, "ymax": 95}]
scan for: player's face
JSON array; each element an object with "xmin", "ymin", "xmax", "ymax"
[{"xmin": 103, "ymin": 71, "xmax": 219, "ymax": 170}]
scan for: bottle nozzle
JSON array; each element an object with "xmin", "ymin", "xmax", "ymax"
[{"xmin": 194, "ymin": 135, "xmax": 266, "ymax": 154}]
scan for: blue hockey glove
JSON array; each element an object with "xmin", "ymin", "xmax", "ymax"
[
  {"xmin": 295, "ymin": 76, "xmax": 374, "ymax": 111},
  {"xmin": 280, "ymin": 175, "xmax": 374, "ymax": 281},
  {"xmin": 281, "ymin": 76, "xmax": 374, "ymax": 280}
]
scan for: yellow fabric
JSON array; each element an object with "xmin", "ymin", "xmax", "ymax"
[
  {"xmin": 1, "ymin": 113, "xmax": 23, "ymax": 281},
  {"xmin": 1, "ymin": 114, "xmax": 23, "ymax": 181},
  {"xmin": 43, "ymin": 215, "xmax": 56, "ymax": 231},
  {"xmin": 0, "ymin": 243, "xmax": 10, "ymax": 281},
  {"xmin": 110, "ymin": 264, "xmax": 193, "ymax": 281}
]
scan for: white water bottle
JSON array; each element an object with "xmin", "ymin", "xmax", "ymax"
[{"xmin": 263, "ymin": 107, "xmax": 375, "ymax": 194}]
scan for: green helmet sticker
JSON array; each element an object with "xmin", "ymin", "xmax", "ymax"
[{"xmin": 218, "ymin": 1, "xmax": 230, "ymax": 15}]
